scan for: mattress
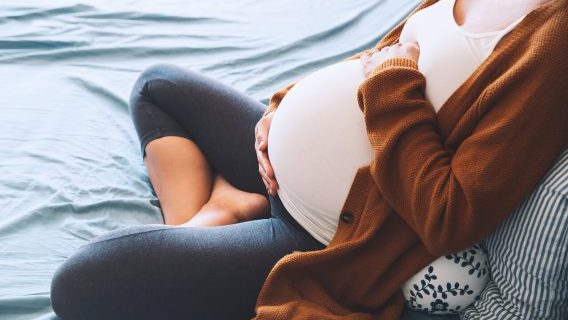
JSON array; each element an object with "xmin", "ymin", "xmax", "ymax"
[{"xmin": 0, "ymin": 0, "xmax": 420, "ymax": 319}]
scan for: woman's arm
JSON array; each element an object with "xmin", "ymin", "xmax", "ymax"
[{"xmin": 357, "ymin": 54, "xmax": 567, "ymax": 256}]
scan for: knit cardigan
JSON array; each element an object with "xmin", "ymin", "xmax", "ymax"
[{"xmin": 253, "ymin": 0, "xmax": 568, "ymax": 319}]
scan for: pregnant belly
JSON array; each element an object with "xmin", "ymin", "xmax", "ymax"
[{"xmin": 267, "ymin": 59, "xmax": 374, "ymax": 237}]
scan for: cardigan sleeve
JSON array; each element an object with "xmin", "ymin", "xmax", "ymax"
[
  {"xmin": 261, "ymin": 48, "xmax": 377, "ymax": 118},
  {"xmin": 357, "ymin": 57, "xmax": 568, "ymax": 256}
]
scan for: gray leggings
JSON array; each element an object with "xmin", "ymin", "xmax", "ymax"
[{"xmin": 50, "ymin": 64, "xmax": 325, "ymax": 320}]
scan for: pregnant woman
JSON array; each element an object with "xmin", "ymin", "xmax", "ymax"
[{"xmin": 51, "ymin": 0, "xmax": 567, "ymax": 319}]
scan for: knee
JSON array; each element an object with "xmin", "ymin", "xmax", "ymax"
[
  {"xmin": 138, "ymin": 63, "xmax": 178, "ymax": 83},
  {"xmin": 50, "ymin": 226, "xmax": 167, "ymax": 319},
  {"xmin": 129, "ymin": 63, "xmax": 191, "ymax": 113},
  {"xmin": 130, "ymin": 63, "xmax": 172, "ymax": 99},
  {"xmin": 50, "ymin": 233, "xmax": 123, "ymax": 320},
  {"xmin": 136, "ymin": 63, "xmax": 195, "ymax": 91},
  {"xmin": 50, "ymin": 249, "xmax": 94, "ymax": 320}
]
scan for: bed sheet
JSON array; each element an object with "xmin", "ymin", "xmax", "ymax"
[{"xmin": 0, "ymin": 1, "xmax": 420, "ymax": 318}]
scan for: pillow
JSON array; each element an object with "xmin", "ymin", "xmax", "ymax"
[
  {"xmin": 402, "ymin": 243, "xmax": 489, "ymax": 315},
  {"xmin": 461, "ymin": 149, "xmax": 568, "ymax": 320},
  {"xmin": 401, "ymin": 304, "xmax": 461, "ymax": 320}
]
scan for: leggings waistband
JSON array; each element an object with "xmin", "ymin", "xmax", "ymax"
[{"xmin": 269, "ymin": 194, "xmax": 325, "ymax": 247}]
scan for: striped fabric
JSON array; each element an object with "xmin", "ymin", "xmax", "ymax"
[{"xmin": 461, "ymin": 149, "xmax": 568, "ymax": 320}]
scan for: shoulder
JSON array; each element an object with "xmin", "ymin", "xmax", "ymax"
[
  {"xmin": 499, "ymin": 7, "xmax": 568, "ymax": 78},
  {"xmin": 528, "ymin": 4, "xmax": 568, "ymax": 65}
]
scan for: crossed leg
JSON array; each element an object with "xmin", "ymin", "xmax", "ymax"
[
  {"xmin": 128, "ymin": 64, "xmax": 271, "ymax": 226},
  {"xmin": 50, "ymin": 64, "xmax": 325, "ymax": 319}
]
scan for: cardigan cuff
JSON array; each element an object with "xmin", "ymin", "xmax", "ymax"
[{"xmin": 368, "ymin": 57, "xmax": 419, "ymax": 78}]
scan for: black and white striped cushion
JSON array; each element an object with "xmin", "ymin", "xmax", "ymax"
[{"xmin": 461, "ymin": 149, "xmax": 568, "ymax": 320}]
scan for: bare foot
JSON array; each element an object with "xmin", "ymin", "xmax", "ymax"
[{"xmin": 182, "ymin": 174, "xmax": 269, "ymax": 227}]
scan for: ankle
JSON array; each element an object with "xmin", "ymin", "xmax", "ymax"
[{"xmin": 184, "ymin": 202, "xmax": 239, "ymax": 227}]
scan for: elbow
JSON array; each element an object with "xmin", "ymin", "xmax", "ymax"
[
  {"xmin": 423, "ymin": 237, "xmax": 473, "ymax": 257},
  {"xmin": 420, "ymin": 223, "xmax": 482, "ymax": 257},
  {"xmin": 417, "ymin": 200, "xmax": 490, "ymax": 256}
]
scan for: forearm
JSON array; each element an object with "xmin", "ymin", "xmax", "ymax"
[{"xmin": 357, "ymin": 57, "xmax": 568, "ymax": 255}]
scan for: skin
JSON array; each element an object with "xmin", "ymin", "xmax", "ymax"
[
  {"xmin": 146, "ymin": 0, "xmax": 550, "ymax": 227},
  {"xmin": 144, "ymin": 136, "xmax": 269, "ymax": 226}
]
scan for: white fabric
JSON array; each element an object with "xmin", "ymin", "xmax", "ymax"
[
  {"xmin": 401, "ymin": 243, "xmax": 490, "ymax": 314},
  {"xmin": 268, "ymin": 60, "xmax": 373, "ymax": 245},
  {"xmin": 267, "ymin": 0, "xmax": 526, "ymax": 246},
  {"xmin": 400, "ymin": 0, "xmax": 527, "ymax": 111}
]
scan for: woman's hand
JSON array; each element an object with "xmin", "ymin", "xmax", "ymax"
[
  {"xmin": 255, "ymin": 110, "xmax": 279, "ymax": 196},
  {"xmin": 360, "ymin": 41, "xmax": 420, "ymax": 78}
]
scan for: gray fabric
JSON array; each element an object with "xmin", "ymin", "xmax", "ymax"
[
  {"xmin": 461, "ymin": 149, "xmax": 568, "ymax": 320},
  {"xmin": 51, "ymin": 63, "xmax": 326, "ymax": 319},
  {"xmin": 51, "ymin": 194, "xmax": 325, "ymax": 320},
  {"xmin": 129, "ymin": 63, "xmax": 270, "ymax": 199}
]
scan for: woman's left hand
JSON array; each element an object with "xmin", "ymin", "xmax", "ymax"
[{"xmin": 360, "ymin": 41, "xmax": 420, "ymax": 78}]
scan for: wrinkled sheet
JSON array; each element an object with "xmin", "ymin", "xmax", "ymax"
[{"xmin": 0, "ymin": 0, "xmax": 420, "ymax": 318}]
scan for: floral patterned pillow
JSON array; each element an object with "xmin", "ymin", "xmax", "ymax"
[{"xmin": 401, "ymin": 243, "xmax": 489, "ymax": 315}]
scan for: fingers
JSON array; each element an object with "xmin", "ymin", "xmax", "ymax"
[
  {"xmin": 259, "ymin": 163, "xmax": 270, "ymax": 191},
  {"xmin": 259, "ymin": 162, "xmax": 278, "ymax": 196},
  {"xmin": 255, "ymin": 122, "xmax": 267, "ymax": 151},
  {"xmin": 258, "ymin": 153, "xmax": 278, "ymax": 195},
  {"xmin": 256, "ymin": 112, "xmax": 275, "ymax": 151},
  {"xmin": 365, "ymin": 42, "xmax": 418, "ymax": 55},
  {"xmin": 254, "ymin": 136, "xmax": 271, "ymax": 193},
  {"xmin": 257, "ymin": 128, "xmax": 267, "ymax": 151},
  {"xmin": 256, "ymin": 144, "xmax": 275, "ymax": 195},
  {"xmin": 257, "ymin": 147, "xmax": 276, "ymax": 182},
  {"xmin": 256, "ymin": 146, "xmax": 274, "ymax": 178},
  {"xmin": 361, "ymin": 42, "xmax": 421, "ymax": 78},
  {"xmin": 383, "ymin": 42, "xmax": 420, "ymax": 62},
  {"xmin": 255, "ymin": 115, "xmax": 278, "ymax": 195},
  {"xmin": 258, "ymin": 139, "xmax": 266, "ymax": 151},
  {"xmin": 255, "ymin": 117, "xmax": 273, "ymax": 179}
]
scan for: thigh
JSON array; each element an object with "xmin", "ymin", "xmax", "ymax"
[
  {"xmin": 50, "ymin": 215, "xmax": 321, "ymax": 320},
  {"xmin": 129, "ymin": 63, "xmax": 268, "ymax": 197}
]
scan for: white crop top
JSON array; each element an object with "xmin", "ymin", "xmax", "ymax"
[{"xmin": 267, "ymin": 0, "xmax": 527, "ymax": 246}]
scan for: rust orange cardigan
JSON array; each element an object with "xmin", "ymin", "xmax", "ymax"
[{"xmin": 254, "ymin": 0, "xmax": 568, "ymax": 318}]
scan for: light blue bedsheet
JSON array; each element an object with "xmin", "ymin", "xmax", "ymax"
[{"xmin": 0, "ymin": 1, "xmax": 420, "ymax": 318}]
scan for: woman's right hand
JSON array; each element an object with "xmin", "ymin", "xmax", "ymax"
[
  {"xmin": 360, "ymin": 41, "xmax": 420, "ymax": 78},
  {"xmin": 255, "ymin": 111, "xmax": 279, "ymax": 196}
]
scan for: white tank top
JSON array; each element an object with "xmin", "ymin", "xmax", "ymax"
[{"xmin": 267, "ymin": 0, "xmax": 527, "ymax": 246}]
